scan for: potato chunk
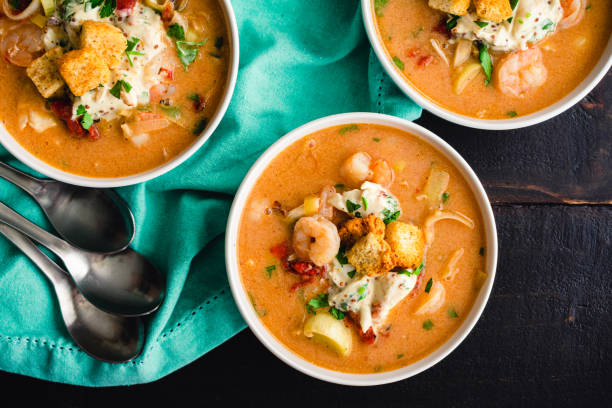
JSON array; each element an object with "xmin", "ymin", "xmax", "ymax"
[
  {"xmin": 304, "ymin": 312, "xmax": 352, "ymax": 356},
  {"xmin": 385, "ymin": 222, "xmax": 425, "ymax": 270},
  {"xmin": 57, "ymin": 48, "xmax": 111, "ymax": 96},
  {"xmin": 347, "ymin": 232, "xmax": 395, "ymax": 276},
  {"xmin": 80, "ymin": 20, "xmax": 127, "ymax": 69},
  {"xmin": 26, "ymin": 46, "xmax": 65, "ymax": 98}
]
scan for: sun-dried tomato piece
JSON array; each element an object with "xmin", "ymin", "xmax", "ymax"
[
  {"xmin": 418, "ymin": 55, "xmax": 434, "ymax": 67},
  {"xmin": 116, "ymin": 0, "xmax": 137, "ymax": 12},
  {"xmin": 270, "ymin": 241, "xmax": 291, "ymax": 260}
]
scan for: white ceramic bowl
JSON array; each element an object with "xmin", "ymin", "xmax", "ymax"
[
  {"xmin": 0, "ymin": 0, "xmax": 239, "ymax": 187},
  {"xmin": 226, "ymin": 113, "xmax": 498, "ymax": 386},
  {"xmin": 361, "ymin": 0, "xmax": 612, "ymax": 130}
]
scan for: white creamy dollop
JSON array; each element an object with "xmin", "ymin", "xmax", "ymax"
[
  {"xmin": 328, "ymin": 181, "xmax": 401, "ymax": 221},
  {"xmin": 453, "ymin": 0, "xmax": 564, "ymax": 52}
]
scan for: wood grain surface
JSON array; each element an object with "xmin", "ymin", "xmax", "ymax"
[{"xmin": 1, "ymin": 62, "xmax": 609, "ymax": 408}]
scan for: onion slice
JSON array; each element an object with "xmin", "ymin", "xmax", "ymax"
[
  {"xmin": 424, "ymin": 210, "xmax": 474, "ymax": 245},
  {"xmin": 3, "ymin": 0, "xmax": 41, "ymax": 21}
]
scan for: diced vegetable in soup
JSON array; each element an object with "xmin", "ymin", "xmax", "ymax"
[
  {"xmin": 238, "ymin": 124, "xmax": 488, "ymax": 373},
  {"xmin": 0, "ymin": 0, "xmax": 229, "ymax": 177},
  {"xmin": 373, "ymin": 0, "xmax": 612, "ymax": 119}
]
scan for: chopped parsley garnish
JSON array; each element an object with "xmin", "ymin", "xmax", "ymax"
[
  {"xmin": 423, "ymin": 319, "xmax": 434, "ymax": 330},
  {"xmin": 507, "ymin": 17, "xmax": 514, "ymax": 23},
  {"xmin": 336, "ymin": 250, "xmax": 348, "ymax": 266},
  {"xmin": 475, "ymin": 21, "xmax": 489, "ymax": 28},
  {"xmin": 374, "ymin": 0, "xmax": 389, "ymax": 17},
  {"xmin": 346, "ymin": 199, "xmax": 361, "ymax": 213},
  {"xmin": 334, "ymin": 183, "xmax": 345, "ymax": 189},
  {"xmin": 399, "ymin": 261, "xmax": 423, "ymax": 277},
  {"xmin": 76, "ymin": 105, "xmax": 93, "ymax": 130},
  {"xmin": 358, "ymin": 284, "xmax": 368, "ymax": 300},
  {"xmin": 441, "ymin": 192, "xmax": 450, "ymax": 203},
  {"xmin": 541, "ymin": 19, "xmax": 554, "ymax": 30},
  {"xmin": 160, "ymin": 105, "xmax": 181, "ymax": 118},
  {"xmin": 99, "ymin": 0, "xmax": 115, "ymax": 18},
  {"xmin": 167, "ymin": 24, "xmax": 186, "ymax": 40},
  {"xmin": 306, "ymin": 294, "xmax": 329, "ymax": 314},
  {"xmin": 393, "ymin": 56, "xmax": 404, "ymax": 70},
  {"xmin": 125, "ymin": 37, "xmax": 145, "ymax": 67},
  {"xmin": 214, "ymin": 36, "xmax": 224, "ymax": 49},
  {"xmin": 382, "ymin": 209, "xmax": 400, "ymax": 224},
  {"xmin": 265, "ymin": 265, "xmax": 275, "ymax": 279},
  {"xmin": 414, "ymin": 261, "xmax": 424, "ymax": 276},
  {"xmin": 329, "ymin": 307, "xmax": 345, "ymax": 320},
  {"xmin": 193, "ymin": 118, "xmax": 208, "ymax": 134},
  {"xmin": 209, "ymin": 52, "xmax": 222, "ymax": 58},
  {"xmin": 517, "ymin": 18, "xmax": 524, "ymax": 24},
  {"xmin": 448, "ymin": 307, "xmax": 459, "ymax": 318},
  {"xmin": 510, "ymin": 0, "xmax": 519, "ymax": 10},
  {"xmin": 586, "ymin": 4, "xmax": 591, "ymax": 10},
  {"xmin": 507, "ymin": 110, "xmax": 518, "ymax": 117},
  {"xmin": 347, "ymin": 270, "xmax": 356, "ymax": 279},
  {"xmin": 362, "ymin": 196, "xmax": 368, "ymax": 211},
  {"xmin": 446, "ymin": 14, "xmax": 460, "ymax": 31},
  {"xmin": 478, "ymin": 42, "xmax": 492, "ymax": 85},
  {"xmin": 412, "ymin": 26, "xmax": 424, "ymax": 38},
  {"xmin": 339, "ymin": 124, "xmax": 358, "ymax": 134},
  {"xmin": 176, "ymin": 39, "xmax": 207, "ymax": 69},
  {"xmin": 479, "ymin": 247, "xmax": 485, "ymax": 256},
  {"xmin": 425, "ymin": 278, "xmax": 433, "ymax": 293},
  {"xmin": 109, "ymin": 80, "xmax": 132, "ymax": 99},
  {"xmin": 373, "ymin": 137, "xmax": 381, "ymax": 142},
  {"xmin": 397, "ymin": 354, "xmax": 404, "ymax": 359}
]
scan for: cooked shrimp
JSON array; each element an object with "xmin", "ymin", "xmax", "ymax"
[
  {"xmin": 340, "ymin": 152, "xmax": 395, "ymax": 188},
  {"xmin": 496, "ymin": 47, "xmax": 547, "ymax": 98},
  {"xmin": 559, "ymin": 0, "xmax": 586, "ymax": 30},
  {"xmin": 1, "ymin": 23, "xmax": 43, "ymax": 67},
  {"xmin": 292, "ymin": 216, "xmax": 340, "ymax": 266},
  {"xmin": 340, "ymin": 152, "xmax": 372, "ymax": 187},
  {"xmin": 369, "ymin": 159, "xmax": 394, "ymax": 188}
]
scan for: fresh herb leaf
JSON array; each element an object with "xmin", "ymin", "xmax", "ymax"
[
  {"xmin": 425, "ymin": 278, "xmax": 433, "ymax": 293},
  {"xmin": 479, "ymin": 247, "xmax": 485, "ymax": 256},
  {"xmin": 347, "ymin": 270, "xmax": 356, "ymax": 279},
  {"xmin": 336, "ymin": 250, "xmax": 348, "ymax": 266},
  {"xmin": 478, "ymin": 42, "xmax": 492, "ymax": 85},
  {"xmin": 329, "ymin": 307, "xmax": 345, "ymax": 320},
  {"xmin": 393, "ymin": 56, "xmax": 404, "ymax": 70},
  {"xmin": 414, "ymin": 261, "xmax": 424, "ymax": 276},
  {"xmin": 423, "ymin": 319, "xmax": 434, "ymax": 330},
  {"xmin": 412, "ymin": 26, "xmax": 424, "ymax": 38},
  {"xmin": 374, "ymin": 0, "xmax": 389, "ymax": 17},
  {"xmin": 475, "ymin": 21, "xmax": 489, "ymax": 28},
  {"xmin": 507, "ymin": 17, "xmax": 514, "ymax": 23},
  {"xmin": 446, "ymin": 14, "xmax": 460, "ymax": 31},
  {"xmin": 397, "ymin": 354, "xmax": 404, "ymax": 359},
  {"xmin": 89, "ymin": 0, "xmax": 105, "ymax": 9},
  {"xmin": 306, "ymin": 294, "xmax": 329, "ymax": 314},
  {"xmin": 362, "ymin": 196, "xmax": 368, "ymax": 211},
  {"xmin": 442, "ymin": 192, "xmax": 450, "ymax": 203},
  {"xmin": 176, "ymin": 39, "xmax": 207, "ymax": 69},
  {"xmin": 334, "ymin": 183, "xmax": 345, "ymax": 189},
  {"xmin": 517, "ymin": 18, "xmax": 524, "ymax": 24},
  {"xmin": 507, "ymin": 110, "xmax": 518, "ymax": 117},
  {"xmin": 373, "ymin": 137, "xmax": 381, "ymax": 142},
  {"xmin": 125, "ymin": 37, "xmax": 145, "ymax": 67},
  {"xmin": 167, "ymin": 24, "xmax": 185, "ymax": 40},
  {"xmin": 358, "ymin": 284, "xmax": 368, "ymax": 300},
  {"xmin": 193, "ymin": 118, "xmax": 208, "ymax": 134},
  {"xmin": 383, "ymin": 210, "xmax": 400, "ymax": 225},
  {"xmin": 339, "ymin": 124, "xmax": 358, "ymax": 134},
  {"xmin": 110, "ymin": 80, "xmax": 131, "ymax": 99},
  {"xmin": 99, "ymin": 0, "xmax": 115, "ymax": 18},
  {"xmin": 214, "ymin": 36, "xmax": 224, "ymax": 49},
  {"xmin": 346, "ymin": 200, "xmax": 361, "ymax": 213},
  {"xmin": 510, "ymin": 0, "xmax": 519, "ymax": 10},
  {"xmin": 448, "ymin": 307, "xmax": 459, "ymax": 318},
  {"xmin": 265, "ymin": 265, "xmax": 275, "ymax": 279},
  {"xmin": 76, "ymin": 105, "xmax": 93, "ymax": 130},
  {"xmin": 541, "ymin": 19, "xmax": 553, "ymax": 30}
]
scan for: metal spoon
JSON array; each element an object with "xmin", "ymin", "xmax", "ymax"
[
  {"xmin": 0, "ymin": 161, "xmax": 134, "ymax": 253},
  {"xmin": 0, "ymin": 223, "xmax": 144, "ymax": 363},
  {"xmin": 0, "ymin": 201, "xmax": 164, "ymax": 316}
]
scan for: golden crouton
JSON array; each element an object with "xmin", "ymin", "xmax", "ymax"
[
  {"xmin": 80, "ymin": 20, "xmax": 127, "ymax": 69},
  {"xmin": 428, "ymin": 0, "xmax": 470, "ymax": 15},
  {"xmin": 57, "ymin": 48, "xmax": 111, "ymax": 96},
  {"xmin": 474, "ymin": 0, "xmax": 513, "ymax": 22},
  {"xmin": 338, "ymin": 214, "xmax": 385, "ymax": 248},
  {"xmin": 26, "ymin": 47, "xmax": 65, "ymax": 98},
  {"xmin": 347, "ymin": 233, "xmax": 395, "ymax": 277},
  {"xmin": 385, "ymin": 222, "xmax": 425, "ymax": 270}
]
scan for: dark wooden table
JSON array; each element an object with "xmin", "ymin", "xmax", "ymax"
[{"xmin": 2, "ymin": 73, "xmax": 610, "ymax": 407}]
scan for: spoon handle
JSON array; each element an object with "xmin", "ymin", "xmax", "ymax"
[
  {"xmin": 0, "ymin": 162, "xmax": 42, "ymax": 196},
  {"xmin": 0, "ymin": 201, "xmax": 70, "ymax": 255},
  {"xmin": 0, "ymin": 223, "xmax": 68, "ymax": 289}
]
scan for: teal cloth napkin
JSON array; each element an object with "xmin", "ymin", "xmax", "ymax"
[{"xmin": 0, "ymin": 0, "xmax": 421, "ymax": 386}]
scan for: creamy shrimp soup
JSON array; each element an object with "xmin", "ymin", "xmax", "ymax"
[
  {"xmin": 238, "ymin": 124, "xmax": 488, "ymax": 374},
  {"xmin": 373, "ymin": 0, "xmax": 612, "ymax": 119},
  {"xmin": 0, "ymin": 0, "xmax": 229, "ymax": 177}
]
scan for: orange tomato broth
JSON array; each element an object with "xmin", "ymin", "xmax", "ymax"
[
  {"xmin": 0, "ymin": 0, "xmax": 229, "ymax": 178},
  {"xmin": 237, "ymin": 124, "xmax": 488, "ymax": 373},
  {"xmin": 373, "ymin": 0, "xmax": 612, "ymax": 119}
]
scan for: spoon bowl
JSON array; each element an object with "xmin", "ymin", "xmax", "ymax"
[
  {"xmin": 0, "ymin": 224, "xmax": 144, "ymax": 362},
  {"xmin": 0, "ymin": 162, "xmax": 134, "ymax": 253}
]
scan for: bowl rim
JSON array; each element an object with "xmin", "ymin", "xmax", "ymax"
[
  {"xmin": 225, "ymin": 112, "xmax": 499, "ymax": 386},
  {"xmin": 361, "ymin": 0, "xmax": 612, "ymax": 130},
  {"xmin": 0, "ymin": 0, "xmax": 240, "ymax": 187}
]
